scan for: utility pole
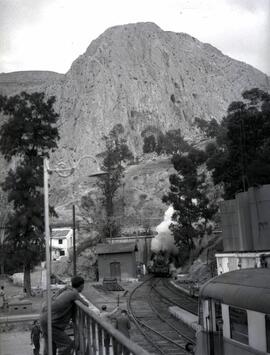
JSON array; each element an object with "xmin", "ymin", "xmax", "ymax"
[
  {"xmin": 43, "ymin": 154, "xmax": 108, "ymax": 355},
  {"xmin": 72, "ymin": 204, "xmax": 76, "ymax": 276},
  {"xmin": 43, "ymin": 158, "xmax": 53, "ymax": 355}
]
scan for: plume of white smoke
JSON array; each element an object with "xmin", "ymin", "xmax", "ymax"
[{"xmin": 151, "ymin": 206, "xmax": 178, "ymax": 254}]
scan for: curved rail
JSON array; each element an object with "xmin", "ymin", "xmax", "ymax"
[
  {"xmin": 149, "ymin": 279, "xmax": 195, "ymax": 345},
  {"xmin": 127, "ymin": 276, "xmax": 165, "ymax": 355},
  {"xmin": 154, "ymin": 278, "xmax": 198, "ymax": 315},
  {"xmin": 127, "ymin": 276, "xmax": 196, "ymax": 355}
]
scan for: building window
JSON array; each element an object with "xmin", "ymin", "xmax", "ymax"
[
  {"xmin": 60, "ymin": 250, "xmax": 65, "ymax": 256},
  {"xmin": 266, "ymin": 315, "xmax": 270, "ymax": 353},
  {"xmin": 58, "ymin": 239, "xmax": 63, "ymax": 244},
  {"xmin": 229, "ymin": 306, "xmax": 248, "ymax": 345}
]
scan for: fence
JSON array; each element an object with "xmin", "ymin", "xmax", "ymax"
[{"xmin": 74, "ymin": 301, "xmax": 150, "ymax": 355}]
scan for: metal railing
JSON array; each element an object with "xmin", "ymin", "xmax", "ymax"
[{"xmin": 74, "ymin": 301, "xmax": 150, "ymax": 355}]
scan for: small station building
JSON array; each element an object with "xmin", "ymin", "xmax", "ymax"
[{"xmin": 96, "ymin": 242, "xmax": 137, "ymax": 282}]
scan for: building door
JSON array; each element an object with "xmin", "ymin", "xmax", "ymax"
[{"xmin": 110, "ymin": 262, "xmax": 121, "ymax": 280}]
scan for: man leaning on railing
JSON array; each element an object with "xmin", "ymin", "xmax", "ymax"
[{"xmin": 40, "ymin": 276, "xmax": 89, "ymax": 355}]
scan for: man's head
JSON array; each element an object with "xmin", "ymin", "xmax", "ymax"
[
  {"xmin": 71, "ymin": 276, "xmax": 85, "ymax": 292},
  {"xmin": 121, "ymin": 309, "xmax": 128, "ymax": 316},
  {"xmin": 101, "ymin": 305, "xmax": 107, "ymax": 311},
  {"xmin": 185, "ymin": 342, "xmax": 194, "ymax": 353}
]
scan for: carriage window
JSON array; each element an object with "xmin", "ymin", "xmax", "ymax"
[
  {"xmin": 266, "ymin": 315, "xmax": 270, "ymax": 353},
  {"xmin": 229, "ymin": 306, "xmax": 248, "ymax": 345}
]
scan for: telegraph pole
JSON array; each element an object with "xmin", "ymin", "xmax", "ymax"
[
  {"xmin": 44, "ymin": 158, "xmax": 53, "ymax": 355},
  {"xmin": 72, "ymin": 204, "xmax": 76, "ymax": 276}
]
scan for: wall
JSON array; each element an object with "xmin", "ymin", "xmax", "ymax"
[
  {"xmin": 98, "ymin": 252, "xmax": 136, "ymax": 281},
  {"xmin": 248, "ymin": 311, "xmax": 266, "ymax": 352},
  {"xmin": 51, "ymin": 238, "xmax": 69, "ymax": 259},
  {"xmin": 249, "ymin": 186, "xmax": 270, "ymax": 250},
  {"xmin": 221, "ymin": 304, "xmax": 230, "ymax": 339},
  {"xmin": 220, "ymin": 185, "xmax": 270, "ymax": 252},
  {"xmin": 215, "ymin": 252, "xmax": 270, "ymax": 275},
  {"xmin": 220, "ymin": 199, "xmax": 241, "ymax": 251}
]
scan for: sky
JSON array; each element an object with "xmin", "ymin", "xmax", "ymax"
[{"xmin": 0, "ymin": 0, "xmax": 269, "ymax": 75}]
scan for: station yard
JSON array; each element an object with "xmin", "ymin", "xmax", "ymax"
[{"xmin": 0, "ymin": 276, "xmax": 139, "ymax": 355}]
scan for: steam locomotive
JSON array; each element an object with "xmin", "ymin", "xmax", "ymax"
[{"xmin": 149, "ymin": 251, "xmax": 172, "ymax": 277}]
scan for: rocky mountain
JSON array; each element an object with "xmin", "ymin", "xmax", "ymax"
[
  {"xmin": 0, "ymin": 22, "xmax": 269, "ymax": 228},
  {"xmin": 1, "ymin": 22, "xmax": 269, "ymax": 157}
]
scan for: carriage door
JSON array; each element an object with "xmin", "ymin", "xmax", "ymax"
[{"xmin": 110, "ymin": 262, "xmax": 121, "ymax": 280}]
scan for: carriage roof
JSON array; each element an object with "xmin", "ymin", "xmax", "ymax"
[{"xmin": 199, "ymin": 268, "xmax": 270, "ymax": 314}]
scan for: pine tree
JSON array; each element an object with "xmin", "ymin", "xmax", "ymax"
[{"xmin": 0, "ymin": 91, "xmax": 59, "ymax": 294}]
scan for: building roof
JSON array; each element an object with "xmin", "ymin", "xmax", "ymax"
[
  {"xmin": 199, "ymin": 268, "xmax": 270, "ymax": 314},
  {"xmin": 96, "ymin": 242, "xmax": 136, "ymax": 255},
  {"xmin": 51, "ymin": 228, "xmax": 72, "ymax": 239}
]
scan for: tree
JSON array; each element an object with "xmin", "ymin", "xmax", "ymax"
[
  {"xmin": 194, "ymin": 117, "xmax": 219, "ymax": 138},
  {"xmin": 0, "ymin": 91, "xmax": 59, "ymax": 294},
  {"xmin": 143, "ymin": 129, "xmax": 190, "ymax": 155},
  {"xmin": 206, "ymin": 88, "xmax": 270, "ymax": 199},
  {"xmin": 162, "ymin": 129, "xmax": 190, "ymax": 155},
  {"xmin": 143, "ymin": 135, "xmax": 156, "ymax": 153},
  {"xmin": 97, "ymin": 126, "xmax": 133, "ymax": 238},
  {"xmin": 163, "ymin": 151, "xmax": 217, "ymax": 264},
  {"xmin": 0, "ymin": 194, "xmax": 9, "ymax": 274}
]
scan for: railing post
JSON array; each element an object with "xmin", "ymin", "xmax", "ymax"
[
  {"xmin": 74, "ymin": 308, "xmax": 78, "ymax": 354},
  {"xmin": 91, "ymin": 318, "xmax": 97, "ymax": 354},
  {"xmin": 74, "ymin": 302, "xmax": 151, "ymax": 355},
  {"xmin": 80, "ymin": 312, "xmax": 86, "ymax": 355},
  {"xmin": 112, "ymin": 338, "xmax": 118, "ymax": 355},
  {"xmin": 86, "ymin": 316, "xmax": 93, "ymax": 355},
  {"xmin": 104, "ymin": 330, "xmax": 111, "ymax": 355},
  {"xmin": 98, "ymin": 325, "xmax": 104, "ymax": 355}
]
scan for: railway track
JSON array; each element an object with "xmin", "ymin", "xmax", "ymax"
[
  {"xmin": 127, "ymin": 277, "xmax": 197, "ymax": 355},
  {"xmin": 156, "ymin": 278, "xmax": 198, "ymax": 315}
]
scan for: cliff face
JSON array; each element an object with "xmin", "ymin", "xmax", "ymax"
[
  {"xmin": 0, "ymin": 22, "xmax": 269, "ymax": 226},
  {"xmin": 1, "ymin": 23, "xmax": 269, "ymax": 160},
  {"xmin": 54, "ymin": 22, "xmax": 270, "ymax": 160}
]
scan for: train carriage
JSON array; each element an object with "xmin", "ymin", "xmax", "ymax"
[{"xmin": 196, "ymin": 268, "xmax": 270, "ymax": 355}]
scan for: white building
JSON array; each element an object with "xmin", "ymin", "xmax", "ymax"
[
  {"xmin": 216, "ymin": 251, "xmax": 270, "ymax": 275},
  {"xmin": 51, "ymin": 228, "xmax": 73, "ymax": 260}
]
